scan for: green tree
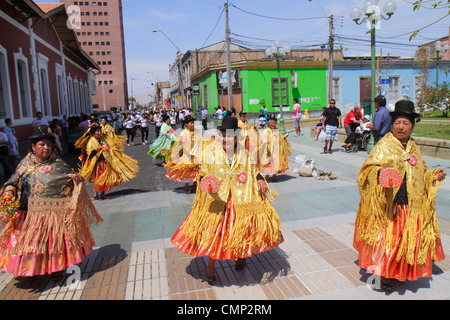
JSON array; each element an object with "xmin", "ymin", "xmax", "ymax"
[
  {"xmin": 416, "ymin": 82, "xmax": 450, "ymax": 117},
  {"xmin": 412, "ymin": 0, "xmax": 450, "ymax": 12},
  {"xmin": 409, "ymin": 1, "xmax": 450, "ymax": 39}
]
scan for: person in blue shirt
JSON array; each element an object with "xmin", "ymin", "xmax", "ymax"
[{"xmin": 366, "ymin": 95, "xmax": 391, "ymax": 145}]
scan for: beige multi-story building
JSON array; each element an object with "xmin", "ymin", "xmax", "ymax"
[{"xmin": 60, "ymin": 0, "xmax": 128, "ymax": 112}]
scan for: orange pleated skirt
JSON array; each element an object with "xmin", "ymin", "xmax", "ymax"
[
  {"xmin": 171, "ymin": 196, "xmax": 283, "ymax": 261},
  {"xmin": 88, "ymin": 160, "xmax": 120, "ymax": 192},
  {"xmin": 354, "ymin": 204, "xmax": 445, "ymax": 282},
  {"xmin": 165, "ymin": 166, "xmax": 199, "ymax": 183}
]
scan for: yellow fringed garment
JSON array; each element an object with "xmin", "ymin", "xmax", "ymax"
[
  {"xmin": 79, "ymin": 136, "xmax": 139, "ymax": 188},
  {"xmin": 259, "ymin": 127, "xmax": 292, "ymax": 174},
  {"xmin": 164, "ymin": 129, "xmax": 203, "ymax": 177},
  {"xmin": 355, "ymin": 132, "xmax": 444, "ymax": 265},
  {"xmin": 176, "ymin": 139, "xmax": 283, "ymax": 255},
  {"xmin": 0, "ymin": 153, "xmax": 103, "ymax": 259}
]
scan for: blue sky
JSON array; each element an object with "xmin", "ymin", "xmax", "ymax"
[{"xmin": 37, "ymin": 0, "xmax": 450, "ymax": 96}]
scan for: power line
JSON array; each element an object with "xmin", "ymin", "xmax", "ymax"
[
  {"xmin": 200, "ymin": 8, "xmax": 225, "ymax": 48},
  {"xmin": 230, "ymin": 3, "xmax": 327, "ymax": 22}
]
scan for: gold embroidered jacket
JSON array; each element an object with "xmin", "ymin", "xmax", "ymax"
[{"xmin": 355, "ymin": 132, "xmax": 444, "ymax": 265}]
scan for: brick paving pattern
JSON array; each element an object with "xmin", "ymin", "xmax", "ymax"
[{"xmin": 1, "ymin": 221, "xmax": 449, "ymax": 300}]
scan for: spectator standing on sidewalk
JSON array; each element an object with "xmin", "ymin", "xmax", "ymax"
[
  {"xmin": 31, "ymin": 112, "xmax": 49, "ymax": 128},
  {"xmin": 4, "ymin": 118, "xmax": 20, "ymax": 169},
  {"xmin": 291, "ymin": 98, "xmax": 302, "ymax": 137},
  {"xmin": 0, "ymin": 130, "xmax": 12, "ymax": 185},
  {"xmin": 366, "ymin": 95, "xmax": 391, "ymax": 145},
  {"xmin": 201, "ymin": 107, "xmax": 208, "ymax": 130},
  {"xmin": 61, "ymin": 115, "xmax": 70, "ymax": 142},
  {"xmin": 321, "ymin": 99, "xmax": 342, "ymax": 154}
]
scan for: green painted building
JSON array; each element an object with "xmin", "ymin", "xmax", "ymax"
[{"xmin": 191, "ymin": 60, "xmax": 328, "ymax": 115}]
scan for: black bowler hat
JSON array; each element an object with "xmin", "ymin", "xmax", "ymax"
[
  {"xmin": 267, "ymin": 114, "xmax": 277, "ymax": 122},
  {"xmin": 89, "ymin": 124, "xmax": 102, "ymax": 135},
  {"xmin": 184, "ymin": 115, "xmax": 196, "ymax": 123},
  {"xmin": 389, "ymin": 100, "xmax": 420, "ymax": 118},
  {"xmin": 217, "ymin": 116, "xmax": 238, "ymax": 131},
  {"xmin": 29, "ymin": 125, "xmax": 55, "ymax": 143}
]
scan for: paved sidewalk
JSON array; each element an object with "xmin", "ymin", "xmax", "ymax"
[{"xmin": 1, "ymin": 127, "xmax": 450, "ymax": 301}]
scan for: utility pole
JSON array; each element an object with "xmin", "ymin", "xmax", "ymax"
[
  {"xmin": 225, "ymin": 1, "xmax": 233, "ymax": 110},
  {"xmin": 328, "ymin": 14, "xmax": 334, "ymax": 102}
]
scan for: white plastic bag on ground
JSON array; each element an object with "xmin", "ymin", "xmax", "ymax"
[
  {"xmin": 292, "ymin": 155, "xmax": 317, "ymax": 176},
  {"xmin": 292, "ymin": 155, "xmax": 306, "ymax": 174}
]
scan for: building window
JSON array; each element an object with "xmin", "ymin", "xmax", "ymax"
[
  {"xmin": 332, "ymin": 77, "xmax": 342, "ymax": 109},
  {"xmin": 0, "ymin": 46, "xmax": 12, "ymax": 120},
  {"xmin": 14, "ymin": 52, "xmax": 32, "ymax": 119},
  {"xmin": 271, "ymin": 77, "xmax": 289, "ymax": 106},
  {"xmin": 74, "ymin": 79, "xmax": 80, "ymax": 114},
  {"xmin": 84, "ymin": 84, "xmax": 90, "ymax": 113},
  {"xmin": 79, "ymin": 81, "xmax": 86, "ymax": 114},
  {"xmin": 203, "ymin": 84, "xmax": 208, "ymax": 107},
  {"xmin": 55, "ymin": 63, "xmax": 66, "ymax": 116},
  {"xmin": 385, "ymin": 76, "xmax": 402, "ymax": 103},
  {"xmin": 39, "ymin": 68, "xmax": 51, "ymax": 117},
  {"xmin": 67, "ymin": 76, "xmax": 75, "ymax": 114}
]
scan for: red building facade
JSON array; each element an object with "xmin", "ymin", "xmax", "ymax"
[{"xmin": 0, "ymin": 0, "xmax": 99, "ymax": 141}]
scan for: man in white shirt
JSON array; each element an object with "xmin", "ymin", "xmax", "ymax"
[
  {"xmin": 201, "ymin": 107, "xmax": 208, "ymax": 130},
  {"xmin": 179, "ymin": 108, "xmax": 185, "ymax": 129},
  {"xmin": 31, "ymin": 112, "xmax": 49, "ymax": 128}
]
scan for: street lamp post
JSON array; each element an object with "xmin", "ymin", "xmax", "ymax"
[
  {"xmin": 130, "ymin": 75, "xmax": 138, "ymax": 110},
  {"xmin": 435, "ymin": 41, "xmax": 449, "ymax": 87},
  {"xmin": 350, "ymin": 0, "xmax": 396, "ymax": 153},
  {"xmin": 265, "ymin": 41, "xmax": 291, "ymax": 135},
  {"xmin": 153, "ymin": 30, "xmax": 185, "ymax": 109}
]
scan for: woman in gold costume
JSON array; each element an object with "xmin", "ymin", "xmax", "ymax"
[
  {"xmin": 171, "ymin": 117, "xmax": 283, "ymax": 284},
  {"xmin": 260, "ymin": 115, "xmax": 292, "ymax": 182},
  {"xmin": 353, "ymin": 101, "xmax": 446, "ymax": 291},
  {"xmin": 76, "ymin": 125, "xmax": 138, "ymax": 200},
  {"xmin": 0, "ymin": 126, "xmax": 102, "ymax": 277},
  {"xmin": 164, "ymin": 115, "xmax": 202, "ymax": 193}
]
